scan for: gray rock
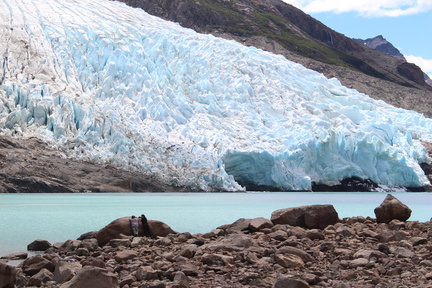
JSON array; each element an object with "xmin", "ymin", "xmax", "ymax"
[
  {"xmin": 276, "ymin": 246, "xmax": 314, "ymax": 263},
  {"xmin": 374, "ymin": 194, "xmax": 412, "ymax": 223},
  {"xmin": 172, "ymin": 271, "xmax": 189, "ymax": 288},
  {"xmin": 28, "ymin": 268, "xmax": 53, "ymax": 286},
  {"xmin": 249, "ymin": 217, "xmax": 274, "ymax": 232},
  {"xmin": 353, "ymin": 249, "xmax": 387, "ymax": 260},
  {"xmin": 410, "ymin": 237, "xmax": 428, "ymax": 246},
  {"xmin": 303, "ymin": 229, "xmax": 324, "ymax": 240},
  {"xmin": 391, "ymin": 247, "xmax": 414, "ymax": 258},
  {"xmin": 204, "ymin": 234, "xmax": 256, "ymax": 252},
  {"xmin": 349, "ymin": 258, "xmax": 369, "ymax": 268},
  {"xmin": 114, "ymin": 250, "xmax": 138, "ymax": 263},
  {"xmin": 375, "ymin": 229, "xmax": 407, "ymax": 242},
  {"xmin": 274, "ymin": 254, "xmax": 305, "ymax": 268},
  {"xmin": 20, "ymin": 255, "xmax": 54, "ymax": 276},
  {"xmin": 176, "ymin": 245, "xmax": 197, "ymax": 259},
  {"xmin": 79, "ymin": 238, "xmax": 99, "ymax": 251},
  {"xmin": 136, "ymin": 266, "xmax": 159, "ymax": 281},
  {"xmin": 201, "ymin": 253, "xmax": 234, "ymax": 266},
  {"xmin": 109, "ymin": 238, "xmax": 131, "ymax": 248},
  {"xmin": 59, "ymin": 240, "xmax": 82, "ymax": 252},
  {"xmin": 53, "ymin": 259, "xmax": 82, "ymax": 283},
  {"xmin": 335, "ymin": 225, "xmax": 355, "ymax": 237},
  {"xmin": 175, "ymin": 262, "xmax": 199, "ymax": 277},
  {"xmin": 224, "ymin": 218, "xmax": 252, "ymax": 234},
  {"xmin": 81, "ymin": 257, "xmax": 106, "ymax": 268}
]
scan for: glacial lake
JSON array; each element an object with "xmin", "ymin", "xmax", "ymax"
[{"xmin": 1, "ymin": 192, "xmax": 431, "ymax": 257}]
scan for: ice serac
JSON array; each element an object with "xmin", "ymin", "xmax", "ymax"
[{"xmin": 0, "ymin": 0, "xmax": 432, "ymax": 191}]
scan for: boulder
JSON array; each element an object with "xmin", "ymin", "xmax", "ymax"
[
  {"xmin": 27, "ymin": 239, "xmax": 52, "ymax": 251},
  {"xmin": 276, "ymin": 246, "xmax": 314, "ymax": 263},
  {"xmin": 200, "ymin": 253, "xmax": 234, "ymax": 266},
  {"xmin": 114, "ymin": 250, "xmax": 138, "ymax": 263},
  {"xmin": 249, "ymin": 217, "xmax": 274, "ymax": 232},
  {"xmin": 96, "ymin": 217, "xmax": 176, "ymax": 246},
  {"xmin": 59, "ymin": 266, "xmax": 118, "ymax": 288},
  {"xmin": 271, "ymin": 205, "xmax": 339, "ymax": 229},
  {"xmin": 136, "ymin": 266, "xmax": 159, "ymax": 281},
  {"xmin": 28, "ymin": 268, "xmax": 53, "ymax": 286},
  {"xmin": 274, "ymin": 254, "xmax": 305, "ymax": 268},
  {"xmin": 79, "ymin": 238, "xmax": 99, "ymax": 251},
  {"xmin": 223, "ymin": 218, "xmax": 252, "ymax": 234},
  {"xmin": 203, "ymin": 235, "xmax": 256, "ymax": 252},
  {"xmin": 109, "ymin": 238, "xmax": 131, "ymax": 248},
  {"xmin": 81, "ymin": 257, "xmax": 106, "ymax": 268},
  {"xmin": 59, "ymin": 240, "xmax": 82, "ymax": 253},
  {"xmin": 53, "ymin": 259, "xmax": 83, "ymax": 283},
  {"xmin": 374, "ymin": 194, "xmax": 412, "ymax": 223},
  {"xmin": 20, "ymin": 255, "xmax": 54, "ymax": 276},
  {"xmin": 0, "ymin": 262, "xmax": 16, "ymax": 288}
]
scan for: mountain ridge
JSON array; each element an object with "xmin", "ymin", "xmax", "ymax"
[{"xmin": 354, "ymin": 35, "xmax": 406, "ymax": 61}]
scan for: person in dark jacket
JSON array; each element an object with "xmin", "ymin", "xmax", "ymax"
[{"xmin": 140, "ymin": 214, "xmax": 154, "ymax": 238}]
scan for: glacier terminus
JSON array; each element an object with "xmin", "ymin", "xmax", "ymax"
[{"xmin": 1, "ymin": 0, "xmax": 432, "ymax": 191}]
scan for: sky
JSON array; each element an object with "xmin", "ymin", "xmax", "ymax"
[{"xmin": 282, "ymin": 0, "xmax": 432, "ymax": 79}]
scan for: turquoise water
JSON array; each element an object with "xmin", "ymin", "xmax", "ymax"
[{"xmin": 0, "ymin": 192, "xmax": 431, "ymax": 257}]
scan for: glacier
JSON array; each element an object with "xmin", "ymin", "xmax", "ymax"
[{"xmin": 1, "ymin": 0, "xmax": 432, "ymax": 191}]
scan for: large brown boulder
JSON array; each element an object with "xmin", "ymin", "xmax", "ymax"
[
  {"xmin": 0, "ymin": 262, "xmax": 16, "ymax": 288},
  {"xmin": 271, "ymin": 205, "xmax": 339, "ymax": 229},
  {"xmin": 374, "ymin": 194, "xmax": 412, "ymax": 223},
  {"xmin": 96, "ymin": 217, "xmax": 176, "ymax": 246}
]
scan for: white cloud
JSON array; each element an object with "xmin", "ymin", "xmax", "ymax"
[
  {"xmin": 405, "ymin": 55, "xmax": 432, "ymax": 78},
  {"xmin": 283, "ymin": 0, "xmax": 432, "ymax": 17}
]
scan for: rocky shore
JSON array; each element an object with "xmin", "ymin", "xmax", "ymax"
[{"xmin": 1, "ymin": 194, "xmax": 431, "ymax": 288}]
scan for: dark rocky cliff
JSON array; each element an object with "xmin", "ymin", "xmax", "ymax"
[{"xmin": 0, "ymin": 136, "xmax": 190, "ymax": 193}]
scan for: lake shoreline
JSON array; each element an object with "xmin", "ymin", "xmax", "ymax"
[
  {"xmin": 1, "ymin": 192, "xmax": 431, "ymax": 258},
  {"xmin": 1, "ymin": 194, "xmax": 432, "ymax": 287}
]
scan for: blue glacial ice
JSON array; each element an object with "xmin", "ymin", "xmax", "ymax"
[{"xmin": 1, "ymin": 0, "xmax": 432, "ymax": 191}]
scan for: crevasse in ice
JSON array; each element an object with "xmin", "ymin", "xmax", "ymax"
[{"xmin": 0, "ymin": 0, "xmax": 431, "ymax": 191}]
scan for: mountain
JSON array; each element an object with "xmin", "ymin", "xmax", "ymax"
[
  {"xmin": 118, "ymin": 0, "xmax": 432, "ymax": 117},
  {"xmin": 354, "ymin": 35, "xmax": 406, "ymax": 60},
  {"xmin": 355, "ymin": 35, "xmax": 432, "ymax": 89},
  {"xmin": 1, "ymin": 0, "xmax": 432, "ymax": 192}
]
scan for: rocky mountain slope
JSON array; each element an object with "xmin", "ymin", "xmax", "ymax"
[
  {"xmin": 0, "ymin": 136, "xmax": 189, "ymax": 193},
  {"xmin": 117, "ymin": 0, "xmax": 432, "ymax": 117},
  {"xmin": 355, "ymin": 35, "xmax": 432, "ymax": 88}
]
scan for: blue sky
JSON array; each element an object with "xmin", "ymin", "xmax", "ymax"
[{"xmin": 283, "ymin": 0, "xmax": 432, "ymax": 78}]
